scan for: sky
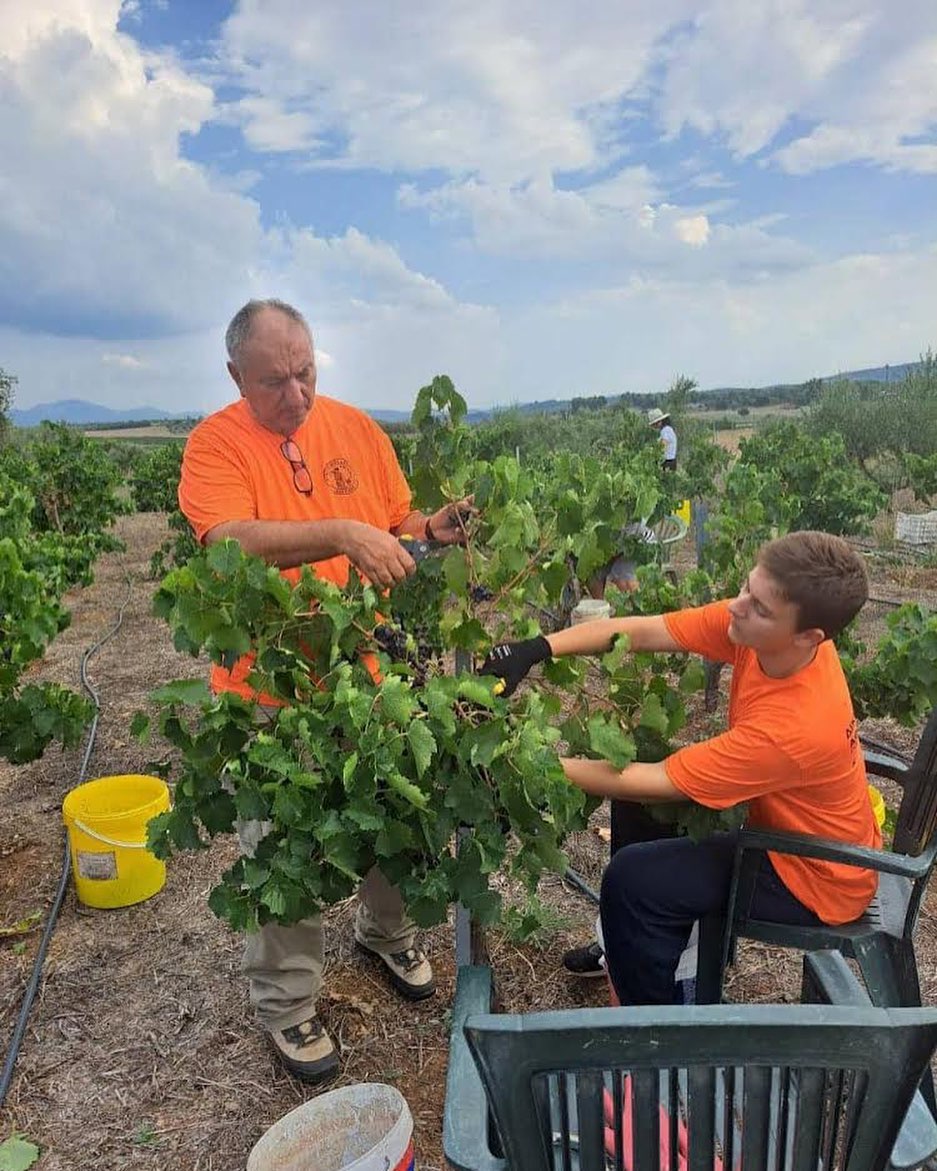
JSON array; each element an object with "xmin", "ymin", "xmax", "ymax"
[{"xmin": 1, "ymin": 0, "xmax": 936, "ymax": 417}]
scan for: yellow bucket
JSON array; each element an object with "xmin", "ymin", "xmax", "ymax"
[
  {"xmin": 675, "ymin": 499, "xmax": 692, "ymax": 525},
  {"xmin": 62, "ymin": 775, "xmax": 170, "ymax": 909},
  {"xmin": 868, "ymin": 784, "xmax": 886, "ymax": 830}
]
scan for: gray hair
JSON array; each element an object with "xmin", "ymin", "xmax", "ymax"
[{"xmin": 225, "ymin": 299, "xmax": 312, "ymax": 368}]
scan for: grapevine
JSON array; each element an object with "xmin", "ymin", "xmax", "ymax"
[
  {"xmin": 138, "ymin": 377, "xmax": 747, "ymax": 937},
  {"xmin": 0, "ymin": 422, "xmax": 125, "ymax": 762}
]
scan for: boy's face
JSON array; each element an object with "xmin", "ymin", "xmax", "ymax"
[{"xmin": 727, "ymin": 563, "xmax": 816, "ymax": 655}]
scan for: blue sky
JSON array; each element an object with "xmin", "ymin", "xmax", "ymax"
[{"xmin": 2, "ymin": 0, "xmax": 936, "ymax": 415}]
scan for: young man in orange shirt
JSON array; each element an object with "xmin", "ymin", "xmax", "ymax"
[
  {"xmin": 179, "ymin": 298, "xmax": 471, "ymax": 1084},
  {"xmin": 480, "ymin": 531, "xmax": 878, "ymax": 1006}
]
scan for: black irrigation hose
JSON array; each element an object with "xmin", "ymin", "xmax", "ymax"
[
  {"xmin": 564, "ymin": 866, "xmax": 600, "ymax": 906},
  {"xmin": 0, "ymin": 573, "xmax": 133, "ymax": 1111}
]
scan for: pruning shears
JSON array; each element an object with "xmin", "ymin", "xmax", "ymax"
[{"xmin": 398, "ymin": 534, "xmax": 444, "ymax": 564}]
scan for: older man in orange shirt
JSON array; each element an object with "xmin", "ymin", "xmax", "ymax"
[
  {"xmin": 480, "ymin": 531, "xmax": 878, "ymax": 1006},
  {"xmin": 179, "ymin": 298, "xmax": 471, "ymax": 1084}
]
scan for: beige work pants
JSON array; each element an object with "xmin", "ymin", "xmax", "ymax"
[
  {"xmin": 234, "ymin": 706, "xmax": 416, "ymax": 1030},
  {"xmin": 241, "ymin": 865, "xmax": 416, "ymax": 1030}
]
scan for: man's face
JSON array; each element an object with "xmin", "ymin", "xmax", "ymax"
[
  {"xmin": 727, "ymin": 563, "xmax": 806, "ymax": 655},
  {"xmin": 227, "ymin": 309, "xmax": 317, "ymax": 437}
]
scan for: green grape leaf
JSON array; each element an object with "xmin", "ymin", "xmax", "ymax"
[
  {"xmin": 206, "ymin": 539, "xmax": 244, "ymax": 576},
  {"xmin": 407, "ymin": 721, "xmax": 437, "ymax": 779},
  {"xmin": 639, "ymin": 692, "xmax": 671, "ymax": 735},
  {"xmin": 386, "ymin": 770, "xmax": 430, "ymax": 809},
  {"xmin": 586, "ymin": 715, "xmax": 636, "ymax": 769},
  {"xmin": 149, "ymin": 679, "xmax": 211, "ymax": 707},
  {"xmin": 679, "ymin": 659, "xmax": 707, "ymax": 693},
  {"xmin": 0, "ymin": 1135, "xmax": 41, "ymax": 1171}
]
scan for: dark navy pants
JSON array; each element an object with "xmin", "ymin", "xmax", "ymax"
[{"xmin": 601, "ymin": 807, "xmax": 821, "ymax": 1006}]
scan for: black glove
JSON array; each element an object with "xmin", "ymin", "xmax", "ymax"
[{"xmin": 477, "ymin": 636, "xmax": 552, "ymax": 697}]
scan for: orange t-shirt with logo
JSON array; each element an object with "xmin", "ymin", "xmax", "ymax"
[
  {"xmin": 661, "ymin": 600, "xmax": 880, "ymax": 925},
  {"xmin": 178, "ymin": 395, "xmax": 413, "ymax": 699}
]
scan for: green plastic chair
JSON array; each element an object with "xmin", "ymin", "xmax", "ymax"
[
  {"xmin": 695, "ymin": 708, "xmax": 937, "ymax": 1028},
  {"xmin": 802, "ymin": 950, "xmax": 937, "ymax": 1170},
  {"xmin": 443, "ymin": 965, "xmax": 937, "ymax": 1171},
  {"xmin": 650, "ymin": 513, "xmax": 689, "ymax": 584}
]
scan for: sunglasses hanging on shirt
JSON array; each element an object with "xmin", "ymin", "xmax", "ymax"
[{"xmin": 280, "ymin": 438, "xmax": 313, "ymax": 496}]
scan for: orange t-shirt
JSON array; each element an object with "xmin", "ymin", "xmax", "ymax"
[
  {"xmin": 662, "ymin": 600, "xmax": 880, "ymax": 925},
  {"xmin": 178, "ymin": 395, "xmax": 413, "ymax": 698}
]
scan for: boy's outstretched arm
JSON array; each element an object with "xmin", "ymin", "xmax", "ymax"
[
  {"xmin": 561, "ymin": 757, "xmax": 682, "ymax": 801},
  {"xmin": 477, "ymin": 615, "xmax": 683, "ymax": 696},
  {"xmin": 547, "ymin": 614, "xmax": 682, "ymax": 657}
]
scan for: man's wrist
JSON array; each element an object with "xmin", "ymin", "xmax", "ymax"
[{"xmin": 340, "ymin": 518, "xmax": 366, "ymax": 557}]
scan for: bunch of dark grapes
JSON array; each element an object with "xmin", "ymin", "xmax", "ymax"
[
  {"xmin": 373, "ymin": 623, "xmax": 407, "ymax": 662},
  {"xmin": 373, "ymin": 623, "xmax": 442, "ymax": 687}
]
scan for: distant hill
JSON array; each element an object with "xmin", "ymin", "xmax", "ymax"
[
  {"xmin": 825, "ymin": 361, "xmax": 919, "ymax": 384},
  {"xmin": 463, "ymin": 359, "xmax": 926, "ymax": 419},
  {"xmin": 10, "ymin": 400, "xmax": 185, "ymax": 427},
  {"xmin": 696, "ymin": 361, "xmax": 922, "ymax": 400},
  {"xmin": 367, "ymin": 409, "xmax": 412, "ymax": 424},
  {"xmin": 9, "ymin": 358, "xmax": 924, "ymax": 427}
]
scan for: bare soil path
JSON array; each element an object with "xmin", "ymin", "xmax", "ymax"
[{"xmin": 1, "ymin": 513, "xmax": 934, "ymax": 1168}]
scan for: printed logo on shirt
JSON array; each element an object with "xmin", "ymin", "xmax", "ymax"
[
  {"xmin": 846, "ymin": 718, "xmax": 859, "ymax": 765},
  {"xmin": 323, "ymin": 458, "xmax": 359, "ymax": 495}
]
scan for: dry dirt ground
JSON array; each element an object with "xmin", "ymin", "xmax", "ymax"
[{"xmin": 1, "ymin": 513, "xmax": 935, "ymax": 1169}]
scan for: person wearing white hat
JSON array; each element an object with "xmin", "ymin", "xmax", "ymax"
[{"xmin": 647, "ymin": 408, "xmax": 677, "ymax": 470}]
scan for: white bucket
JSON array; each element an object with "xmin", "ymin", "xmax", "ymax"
[
  {"xmin": 247, "ymin": 1083, "xmax": 413, "ymax": 1171},
  {"xmin": 571, "ymin": 598, "xmax": 612, "ymax": 625}
]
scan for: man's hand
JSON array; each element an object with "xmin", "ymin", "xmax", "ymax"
[
  {"xmin": 477, "ymin": 636, "xmax": 552, "ymax": 697},
  {"xmin": 345, "ymin": 522, "xmax": 417, "ymax": 588},
  {"xmin": 426, "ymin": 496, "xmax": 475, "ymax": 545}
]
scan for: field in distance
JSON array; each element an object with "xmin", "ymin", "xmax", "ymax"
[{"xmin": 83, "ymin": 424, "xmax": 189, "ymax": 440}]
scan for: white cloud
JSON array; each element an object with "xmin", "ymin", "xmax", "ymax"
[
  {"xmin": 775, "ymin": 32, "xmax": 937, "ymax": 174},
  {"xmin": 658, "ymin": 3, "xmax": 937, "ymax": 174},
  {"xmin": 237, "ymin": 96, "xmax": 322, "ymax": 153},
  {"xmin": 658, "ymin": 2, "xmax": 876, "ymax": 156},
  {"xmin": 674, "ymin": 215, "xmax": 710, "ymax": 246},
  {"xmin": 0, "ymin": 0, "xmax": 265, "ymax": 335},
  {"xmin": 102, "ymin": 352, "xmax": 145, "ymax": 368},
  {"xmin": 218, "ymin": 0, "xmax": 691, "ymax": 182},
  {"xmin": 496, "ymin": 243, "xmax": 937, "ymax": 401},
  {"xmin": 219, "ymin": 1, "xmax": 937, "ymax": 186},
  {"xmin": 685, "ymin": 170, "xmax": 734, "ymax": 190},
  {"xmin": 400, "ymin": 177, "xmax": 805, "ymax": 279},
  {"xmin": 286, "ymin": 227, "xmax": 459, "ymax": 312},
  {"xmin": 0, "ymin": 0, "xmax": 480, "ymax": 359}
]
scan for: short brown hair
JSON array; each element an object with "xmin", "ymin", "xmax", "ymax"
[{"xmin": 757, "ymin": 531, "xmax": 868, "ymax": 639}]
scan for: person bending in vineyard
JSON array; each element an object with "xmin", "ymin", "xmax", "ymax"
[
  {"xmin": 479, "ymin": 531, "xmax": 880, "ymax": 1007},
  {"xmin": 178, "ymin": 298, "xmax": 471, "ymax": 1084}
]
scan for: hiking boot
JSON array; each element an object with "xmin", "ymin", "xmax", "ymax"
[
  {"xmin": 356, "ymin": 941, "xmax": 436, "ymax": 1001},
  {"xmin": 269, "ymin": 1014, "xmax": 339, "ymax": 1085},
  {"xmin": 562, "ymin": 941, "xmax": 607, "ymax": 978}
]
